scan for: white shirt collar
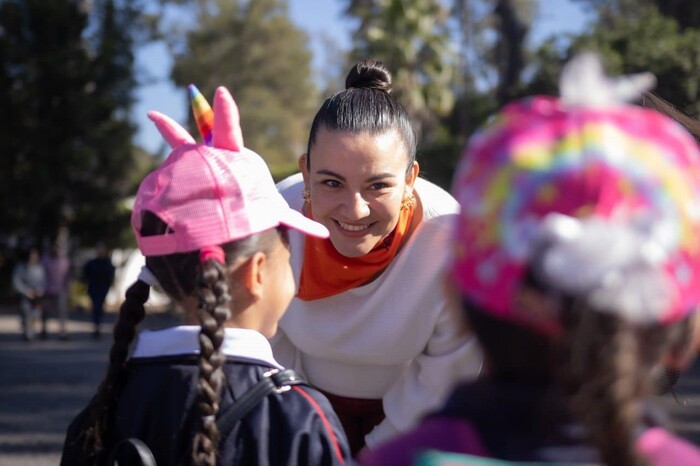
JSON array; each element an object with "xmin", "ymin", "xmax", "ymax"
[{"xmin": 131, "ymin": 326, "xmax": 283, "ymax": 369}]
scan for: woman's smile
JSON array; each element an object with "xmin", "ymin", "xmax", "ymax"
[{"xmin": 335, "ymin": 219, "xmax": 374, "ymax": 234}]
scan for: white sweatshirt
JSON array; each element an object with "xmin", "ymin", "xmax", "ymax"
[{"xmin": 274, "ymin": 174, "xmax": 483, "ymax": 447}]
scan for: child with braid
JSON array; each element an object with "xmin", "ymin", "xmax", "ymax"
[
  {"xmin": 60, "ymin": 87, "xmax": 351, "ymax": 466},
  {"xmin": 361, "ymin": 54, "xmax": 700, "ymax": 466}
]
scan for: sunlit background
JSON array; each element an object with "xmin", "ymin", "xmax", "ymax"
[{"xmin": 1, "ymin": 0, "xmax": 699, "ymax": 302}]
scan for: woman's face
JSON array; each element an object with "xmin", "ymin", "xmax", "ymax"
[{"xmin": 301, "ymin": 127, "xmax": 418, "ymax": 258}]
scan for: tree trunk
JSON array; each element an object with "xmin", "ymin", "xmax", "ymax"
[{"xmin": 494, "ymin": 0, "xmax": 527, "ymax": 105}]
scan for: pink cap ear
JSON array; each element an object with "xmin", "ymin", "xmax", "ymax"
[
  {"xmin": 147, "ymin": 111, "xmax": 196, "ymax": 149},
  {"xmin": 212, "ymin": 86, "xmax": 244, "ymax": 151}
]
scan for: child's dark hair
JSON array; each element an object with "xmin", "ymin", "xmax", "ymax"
[
  {"xmin": 462, "ymin": 266, "xmax": 693, "ymax": 466},
  {"xmin": 640, "ymin": 92, "xmax": 700, "ymax": 144},
  {"xmin": 82, "ymin": 211, "xmax": 288, "ymax": 466},
  {"xmin": 306, "ymin": 58, "xmax": 417, "ymax": 173}
]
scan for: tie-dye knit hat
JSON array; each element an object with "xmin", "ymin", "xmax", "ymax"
[{"xmin": 450, "ymin": 54, "xmax": 700, "ymax": 333}]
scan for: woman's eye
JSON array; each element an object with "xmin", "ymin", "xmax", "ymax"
[
  {"xmin": 370, "ymin": 182, "xmax": 390, "ymax": 190},
  {"xmin": 323, "ymin": 179, "xmax": 341, "ymax": 188}
]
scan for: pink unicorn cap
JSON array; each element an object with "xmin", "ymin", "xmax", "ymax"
[
  {"xmin": 450, "ymin": 54, "xmax": 700, "ymax": 333},
  {"xmin": 132, "ymin": 86, "xmax": 328, "ymax": 256}
]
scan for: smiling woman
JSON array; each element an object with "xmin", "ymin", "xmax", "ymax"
[
  {"xmin": 300, "ymin": 128, "xmax": 417, "ymax": 259},
  {"xmin": 273, "ymin": 59, "xmax": 483, "ymax": 456}
]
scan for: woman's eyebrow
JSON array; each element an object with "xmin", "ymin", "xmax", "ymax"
[
  {"xmin": 315, "ymin": 170, "xmax": 397, "ymax": 183},
  {"xmin": 366, "ymin": 173, "xmax": 396, "ymax": 183},
  {"xmin": 316, "ymin": 169, "xmax": 345, "ymax": 181}
]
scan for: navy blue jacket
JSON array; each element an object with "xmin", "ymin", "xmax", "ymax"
[{"xmin": 61, "ymin": 355, "xmax": 351, "ymax": 466}]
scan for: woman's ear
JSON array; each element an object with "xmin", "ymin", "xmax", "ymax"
[
  {"xmin": 299, "ymin": 153, "xmax": 309, "ymax": 185},
  {"xmin": 405, "ymin": 161, "xmax": 419, "ymax": 196}
]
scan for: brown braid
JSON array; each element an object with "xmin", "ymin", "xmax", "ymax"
[
  {"xmin": 82, "ymin": 212, "xmax": 287, "ymax": 465},
  {"xmin": 464, "ymin": 261, "xmax": 693, "ymax": 465},
  {"xmin": 562, "ymin": 310, "xmax": 647, "ymax": 466},
  {"xmin": 191, "ymin": 259, "xmax": 231, "ymax": 466},
  {"xmin": 560, "ymin": 306, "xmax": 691, "ymax": 466},
  {"xmin": 82, "ymin": 280, "xmax": 150, "ymax": 465}
]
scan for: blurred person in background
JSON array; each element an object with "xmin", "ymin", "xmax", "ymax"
[
  {"xmin": 42, "ymin": 242, "xmax": 71, "ymax": 340},
  {"xmin": 12, "ymin": 247, "xmax": 46, "ymax": 341},
  {"xmin": 83, "ymin": 243, "xmax": 115, "ymax": 339}
]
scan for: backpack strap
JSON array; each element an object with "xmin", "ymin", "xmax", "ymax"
[
  {"xmin": 109, "ymin": 437, "xmax": 157, "ymax": 466},
  {"xmin": 109, "ymin": 369, "xmax": 304, "ymax": 465},
  {"xmin": 216, "ymin": 368, "xmax": 305, "ymax": 437}
]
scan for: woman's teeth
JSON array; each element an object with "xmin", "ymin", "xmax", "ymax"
[{"xmin": 337, "ymin": 221, "xmax": 368, "ymax": 232}]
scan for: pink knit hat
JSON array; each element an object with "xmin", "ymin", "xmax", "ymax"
[
  {"xmin": 132, "ymin": 86, "xmax": 328, "ymax": 256},
  {"xmin": 450, "ymin": 54, "xmax": 700, "ymax": 333}
]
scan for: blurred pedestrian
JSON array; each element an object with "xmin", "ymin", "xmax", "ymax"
[
  {"xmin": 82, "ymin": 243, "xmax": 114, "ymax": 339},
  {"xmin": 12, "ymin": 247, "xmax": 46, "ymax": 341},
  {"xmin": 42, "ymin": 242, "xmax": 71, "ymax": 340}
]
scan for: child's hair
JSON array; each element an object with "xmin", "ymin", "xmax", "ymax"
[
  {"xmin": 463, "ymin": 268, "xmax": 693, "ymax": 466},
  {"xmin": 640, "ymin": 92, "xmax": 700, "ymax": 143},
  {"xmin": 82, "ymin": 213, "xmax": 287, "ymax": 465},
  {"xmin": 80, "ymin": 86, "xmax": 327, "ymax": 466},
  {"xmin": 449, "ymin": 54, "xmax": 700, "ymax": 466}
]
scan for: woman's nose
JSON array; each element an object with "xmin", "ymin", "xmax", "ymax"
[{"xmin": 343, "ymin": 192, "xmax": 370, "ymax": 219}]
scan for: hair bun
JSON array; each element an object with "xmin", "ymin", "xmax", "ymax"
[{"xmin": 345, "ymin": 59, "xmax": 392, "ymax": 93}]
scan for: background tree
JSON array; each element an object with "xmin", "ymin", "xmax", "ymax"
[
  {"xmin": 493, "ymin": 0, "xmax": 535, "ymax": 105},
  {"xmin": 169, "ymin": 0, "xmax": 317, "ymax": 172},
  {"xmin": 413, "ymin": 0, "xmax": 535, "ymax": 188},
  {"xmin": 344, "ymin": 0, "xmax": 457, "ymax": 143},
  {"xmin": 529, "ymin": 1, "xmax": 700, "ymax": 118},
  {"xmin": 0, "ymin": 0, "xmax": 146, "ymax": 249}
]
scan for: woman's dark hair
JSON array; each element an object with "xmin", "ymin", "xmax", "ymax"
[
  {"xmin": 306, "ymin": 58, "xmax": 417, "ymax": 174},
  {"xmin": 462, "ymin": 266, "xmax": 692, "ymax": 466},
  {"xmin": 82, "ymin": 211, "xmax": 287, "ymax": 466}
]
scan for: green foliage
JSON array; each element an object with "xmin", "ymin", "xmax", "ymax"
[
  {"xmin": 574, "ymin": 0, "xmax": 700, "ymax": 30},
  {"xmin": 0, "ymin": 0, "xmax": 143, "ymax": 248},
  {"xmin": 170, "ymin": 0, "xmax": 317, "ymax": 167},
  {"xmin": 420, "ymin": 89, "xmax": 498, "ymax": 190},
  {"xmin": 527, "ymin": 3, "xmax": 700, "ymax": 118},
  {"xmin": 575, "ymin": 5, "xmax": 700, "ymax": 116}
]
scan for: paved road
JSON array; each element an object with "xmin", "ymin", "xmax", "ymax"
[
  {"xmin": 1, "ymin": 310, "xmax": 700, "ymax": 465},
  {"xmin": 0, "ymin": 309, "xmax": 179, "ymax": 466}
]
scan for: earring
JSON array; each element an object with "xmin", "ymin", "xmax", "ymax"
[
  {"xmin": 401, "ymin": 194, "xmax": 416, "ymax": 211},
  {"xmin": 302, "ymin": 187, "xmax": 311, "ymax": 203}
]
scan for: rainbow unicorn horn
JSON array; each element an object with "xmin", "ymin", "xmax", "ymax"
[{"xmin": 188, "ymin": 84, "xmax": 214, "ymax": 146}]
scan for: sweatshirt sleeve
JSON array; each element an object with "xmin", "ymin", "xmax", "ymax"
[
  {"xmin": 365, "ymin": 305, "xmax": 483, "ymax": 447},
  {"xmin": 12, "ymin": 265, "xmax": 30, "ymax": 295},
  {"xmin": 37, "ymin": 267, "xmax": 46, "ymax": 293},
  {"xmin": 270, "ymin": 327, "xmax": 302, "ymax": 372}
]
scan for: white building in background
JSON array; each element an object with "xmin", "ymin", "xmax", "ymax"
[{"xmin": 106, "ymin": 248, "xmax": 171, "ymax": 310}]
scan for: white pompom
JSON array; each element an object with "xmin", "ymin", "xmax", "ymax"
[{"xmin": 559, "ymin": 52, "xmax": 656, "ymax": 108}]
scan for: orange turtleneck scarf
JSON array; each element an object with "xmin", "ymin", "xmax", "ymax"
[{"xmin": 296, "ymin": 202, "xmax": 415, "ymax": 301}]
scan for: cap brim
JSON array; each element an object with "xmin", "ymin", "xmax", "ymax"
[{"xmin": 278, "ymin": 207, "xmax": 329, "ymax": 238}]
